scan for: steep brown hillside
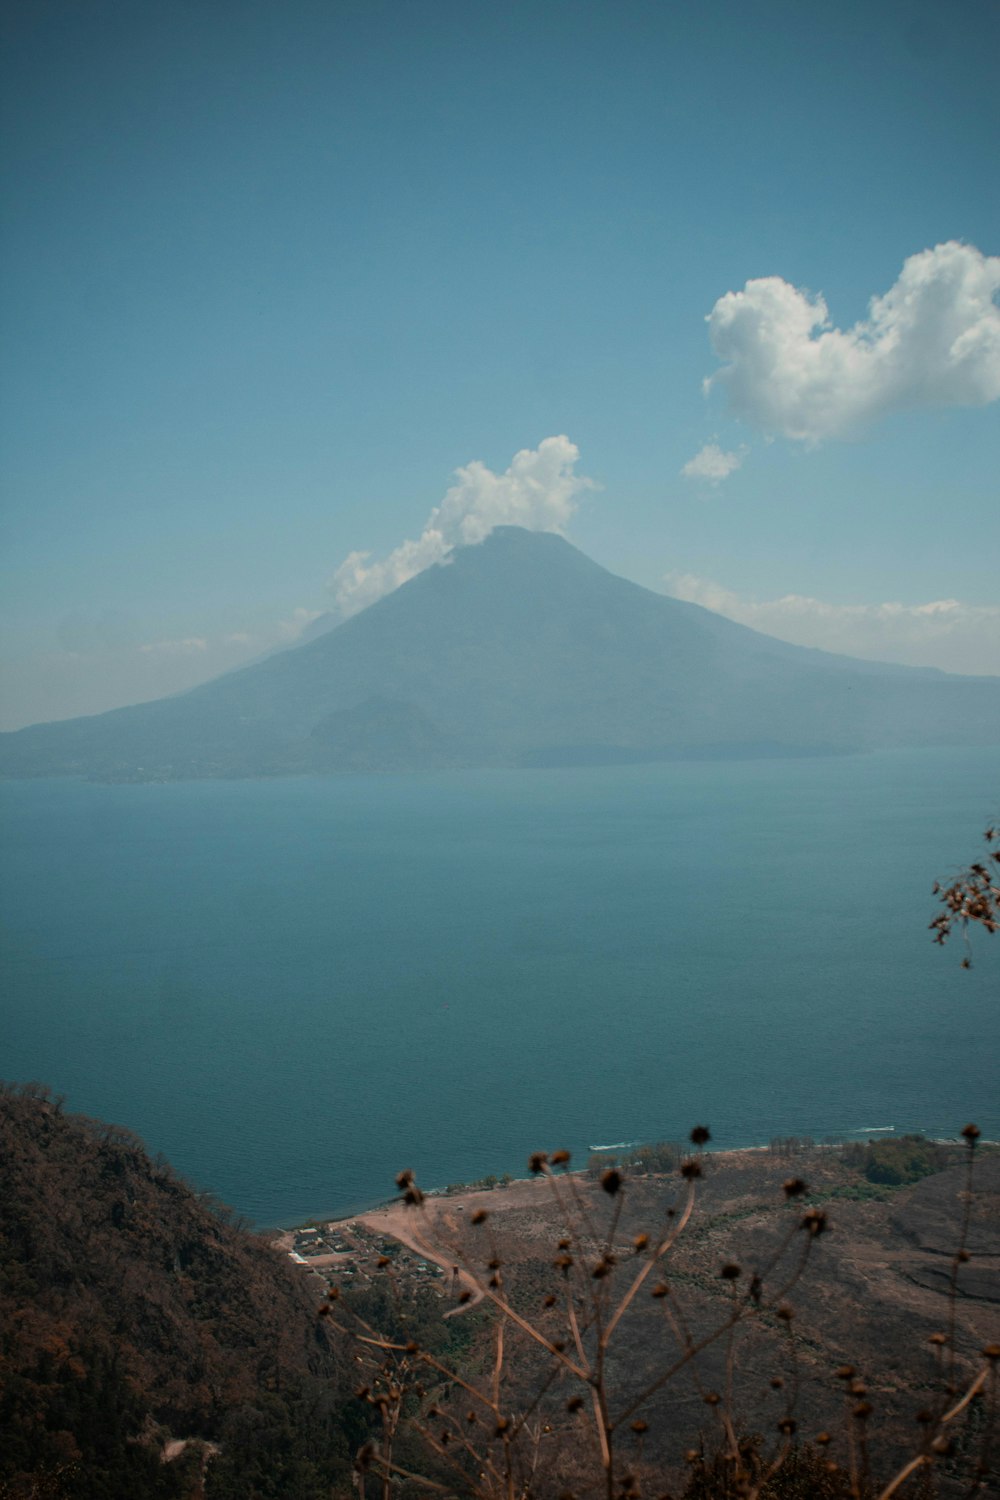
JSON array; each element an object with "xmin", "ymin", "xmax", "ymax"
[{"xmin": 0, "ymin": 1083, "xmax": 359, "ymax": 1500}]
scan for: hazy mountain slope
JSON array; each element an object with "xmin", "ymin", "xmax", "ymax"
[{"xmin": 1, "ymin": 527, "xmax": 997, "ymax": 780}]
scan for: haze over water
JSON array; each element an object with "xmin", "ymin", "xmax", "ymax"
[{"xmin": 1, "ymin": 745, "xmax": 996, "ymax": 1226}]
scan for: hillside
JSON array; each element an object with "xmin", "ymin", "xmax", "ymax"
[
  {"xmin": 1, "ymin": 528, "xmax": 998, "ymax": 780},
  {"xmin": 0, "ymin": 1083, "xmax": 359, "ymax": 1499},
  {"xmin": 329, "ymin": 1142, "xmax": 998, "ymax": 1498},
  {"xmin": 2, "ymin": 1085, "xmax": 996, "ymax": 1497}
]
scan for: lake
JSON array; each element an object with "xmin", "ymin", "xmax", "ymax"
[{"xmin": 1, "ymin": 746, "xmax": 997, "ymax": 1226}]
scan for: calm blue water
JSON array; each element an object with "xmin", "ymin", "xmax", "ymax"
[{"xmin": 1, "ymin": 748, "xmax": 997, "ymax": 1226}]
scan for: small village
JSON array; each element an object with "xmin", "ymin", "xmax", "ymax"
[{"xmin": 278, "ymin": 1219, "xmax": 450, "ymax": 1296}]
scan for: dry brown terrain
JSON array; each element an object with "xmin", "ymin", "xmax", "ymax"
[{"xmin": 306, "ymin": 1145, "xmax": 999, "ymax": 1496}]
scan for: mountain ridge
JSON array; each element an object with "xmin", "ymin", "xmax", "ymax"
[{"xmin": 1, "ymin": 527, "xmax": 997, "ymax": 781}]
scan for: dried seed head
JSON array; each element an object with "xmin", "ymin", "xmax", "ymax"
[
  {"xmin": 558, "ymin": 1237, "xmax": 572, "ymax": 1250},
  {"xmin": 703, "ymin": 1391, "xmax": 721, "ymax": 1406},
  {"xmin": 982, "ymin": 1343, "xmax": 1000, "ymax": 1361},
  {"xmin": 458, "ymin": 1289, "xmax": 472, "ymax": 1304},
  {"xmin": 849, "ymin": 1382, "xmax": 867, "ymax": 1397},
  {"xmin": 835, "ymin": 1365, "xmax": 855, "ymax": 1381},
  {"xmin": 395, "ymin": 1169, "xmax": 414, "ymax": 1189},
  {"xmin": 318, "ymin": 1304, "xmax": 330, "ymax": 1317},
  {"xmin": 961, "ymin": 1123, "xmax": 981, "ymax": 1144},
  {"xmin": 566, "ymin": 1396, "xmax": 584, "ymax": 1413},
  {"xmin": 488, "ymin": 1274, "xmax": 500, "ymax": 1289},
  {"xmin": 543, "ymin": 1293, "xmax": 557, "ymax": 1308},
  {"xmin": 601, "ymin": 1168, "xmax": 623, "ymax": 1195},
  {"xmin": 404, "ymin": 1185, "xmax": 424, "ymax": 1207},
  {"xmin": 327, "ymin": 1287, "xmax": 340, "ymax": 1300},
  {"xmin": 770, "ymin": 1377, "xmax": 784, "ymax": 1390},
  {"xmin": 550, "ymin": 1148, "xmax": 571, "ymax": 1166},
  {"xmin": 776, "ymin": 1304, "xmax": 794, "ymax": 1322},
  {"xmin": 651, "ymin": 1281, "xmax": 670, "ymax": 1298},
  {"xmin": 778, "ymin": 1417, "xmax": 797, "ymax": 1436},
  {"xmin": 690, "ymin": 1125, "xmax": 711, "ymax": 1146},
  {"xmin": 529, "ymin": 1151, "xmax": 548, "ymax": 1174},
  {"xmin": 720, "ymin": 1262, "xmax": 741, "ymax": 1280},
  {"xmin": 800, "ymin": 1208, "xmax": 827, "ymax": 1237},
  {"xmin": 630, "ymin": 1419, "xmax": 649, "ymax": 1434},
  {"xmin": 376, "ymin": 1255, "xmax": 391, "ymax": 1267},
  {"xmin": 783, "ymin": 1177, "xmax": 808, "ymax": 1199},
  {"xmin": 405, "ymin": 1340, "xmax": 419, "ymax": 1354},
  {"xmin": 466, "ymin": 1409, "xmax": 477, "ymax": 1424},
  {"xmin": 957, "ymin": 1248, "xmax": 971, "ymax": 1262},
  {"xmin": 633, "ymin": 1233, "xmax": 649, "ymax": 1252},
  {"xmin": 471, "ymin": 1209, "xmax": 488, "ymax": 1225},
  {"xmin": 553, "ymin": 1253, "xmax": 574, "ymax": 1274},
  {"xmin": 495, "ymin": 1416, "xmax": 510, "ymax": 1437},
  {"xmin": 853, "ymin": 1401, "xmax": 873, "ymax": 1421},
  {"xmin": 931, "ymin": 1434, "xmax": 955, "ymax": 1456},
  {"xmin": 488, "ymin": 1258, "xmax": 501, "ymax": 1270},
  {"xmin": 928, "ymin": 1332, "xmax": 947, "ymax": 1346},
  {"xmin": 815, "ymin": 1432, "xmax": 831, "ymax": 1446},
  {"xmin": 680, "ymin": 1160, "xmax": 702, "ymax": 1180}
]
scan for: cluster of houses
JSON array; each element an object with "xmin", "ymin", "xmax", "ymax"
[{"xmin": 285, "ymin": 1220, "xmax": 448, "ymax": 1294}]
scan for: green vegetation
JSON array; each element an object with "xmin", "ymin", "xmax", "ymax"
[
  {"xmin": 587, "ymin": 1140, "xmax": 682, "ymax": 1176},
  {"xmin": 811, "ymin": 1181, "xmax": 893, "ymax": 1203},
  {"xmin": 841, "ymin": 1133, "xmax": 947, "ymax": 1186},
  {"xmin": 444, "ymin": 1171, "xmax": 514, "ymax": 1194}
]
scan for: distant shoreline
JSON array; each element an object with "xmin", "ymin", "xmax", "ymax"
[{"xmin": 274, "ymin": 1132, "xmax": 988, "ymax": 1233}]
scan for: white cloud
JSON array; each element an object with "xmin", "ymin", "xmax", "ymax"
[
  {"xmin": 329, "ymin": 435, "xmax": 593, "ymax": 618},
  {"xmin": 275, "ymin": 607, "xmax": 325, "ymax": 642},
  {"xmin": 663, "ymin": 571, "xmax": 1000, "ymax": 675},
  {"xmin": 681, "ymin": 443, "xmax": 745, "ymax": 483},
  {"xmin": 705, "ymin": 241, "xmax": 1000, "ymax": 442},
  {"xmin": 138, "ymin": 636, "xmax": 208, "ymax": 655}
]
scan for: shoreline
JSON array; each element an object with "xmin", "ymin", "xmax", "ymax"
[
  {"xmin": 274, "ymin": 1132, "xmax": 985, "ymax": 1235},
  {"xmin": 271, "ymin": 1128, "xmax": 995, "ymax": 1236}
]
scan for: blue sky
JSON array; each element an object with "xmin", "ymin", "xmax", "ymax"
[{"xmin": 1, "ymin": 0, "xmax": 998, "ymax": 727}]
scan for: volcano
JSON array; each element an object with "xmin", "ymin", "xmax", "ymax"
[{"xmin": 2, "ymin": 527, "xmax": 997, "ymax": 780}]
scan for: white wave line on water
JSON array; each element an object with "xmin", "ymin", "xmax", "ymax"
[
  {"xmin": 850, "ymin": 1126, "xmax": 895, "ymax": 1133},
  {"xmin": 589, "ymin": 1141, "xmax": 638, "ymax": 1152}
]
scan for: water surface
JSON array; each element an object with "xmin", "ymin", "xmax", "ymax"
[{"xmin": 1, "ymin": 747, "xmax": 996, "ymax": 1224}]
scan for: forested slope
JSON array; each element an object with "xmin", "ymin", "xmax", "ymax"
[{"xmin": 0, "ymin": 1083, "xmax": 359, "ymax": 1499}]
